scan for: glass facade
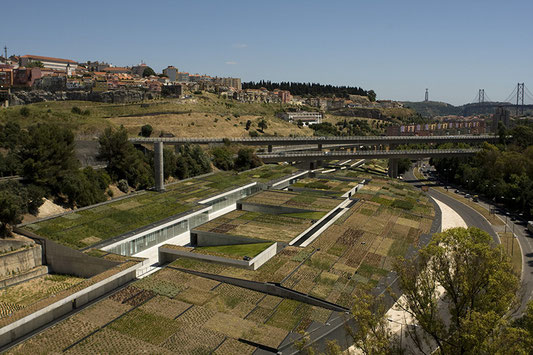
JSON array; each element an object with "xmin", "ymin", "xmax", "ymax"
[
  {"xmin": 107, "ymin": 211, "xmax": 209, "ymax": 256},
  {"xmin": 105, "ymin": 184, "xmax": 261, "ymax": 257},
  {"xmin": 202, "ymin": 184, "xmax": 261, "ymax": 213}
]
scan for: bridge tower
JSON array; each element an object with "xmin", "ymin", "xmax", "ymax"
[
  {"xmin": 424, "ymin": 88, "xmax": 429, "ymax": 102},
  {"xmin": 478, "ymin": 89, "xmax": 485, "ymax": 104},
  {"xmin": 516, "ymin": 83, "xmax": 525, "ymax": 115}
]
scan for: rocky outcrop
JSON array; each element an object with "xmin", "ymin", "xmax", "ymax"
[{"xmin": 9, "ymin": 89, "xmax": 159, "ymax": 106}]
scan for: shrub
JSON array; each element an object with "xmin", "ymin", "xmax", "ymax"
[
  {"xmin": 118, "ymin": 179, "xmax": 129, "ymax": 193},
  {"xmin": 71, "ymin": 106, "xmax": 82, "ymax": 115},
  {"xmin": 211, "ymin": 147, "xmax": 234, "ymax": 171},
  {"xmin": 234, "ymin": 148, "xmax": 262, "ymax": 171},
  {"xmin": 19, "ymin": 107, "xmax": 30, "ymax": 117},
  {"xmin": 82, "ymin": 109, "xmax": 91, "ymax": 116},
  {"xmin": 140, "ymin": 124, "xmax": 153, "ymax": 137},
  {"xmin": 249, "ymin": 130, "xmax": 259, "ymax": 137}
]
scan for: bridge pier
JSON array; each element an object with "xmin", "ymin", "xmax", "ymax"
[
  {"xmin": 154, "ymin": 141, "xmax": 165, "ymax": 192},
  {"xmin": 388, "ymin": 158, "xmax": 399, "ymax": 179},
  {"xmin": 268, "ymin": 145, "xmax": 273, "ymax": 153},
  {"xmin": 318, "ymin": 144, "xmax": 322, "ymax": 151}
]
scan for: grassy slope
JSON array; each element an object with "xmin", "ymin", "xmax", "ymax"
[{"xmin": 0, "ymin": 93, "xmax": 314, "ymax": 138}]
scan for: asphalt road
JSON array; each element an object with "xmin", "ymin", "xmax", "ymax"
[{"xmin": 405, "ymin": 168, "xmax": 533, "ymax": 317}]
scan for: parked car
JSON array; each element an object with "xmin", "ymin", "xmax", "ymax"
[
  {"xmin": 454, "ymin": 189, "xmax": 460, "ymax": 194},
  {"xmin": 472, "ymin": 195, "xmax": 479, "ymax": 202},
  {"xmin": 465, "ymin": 194, "xmax": 471, "ymax": 198}
]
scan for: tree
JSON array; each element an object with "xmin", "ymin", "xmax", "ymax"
[
  {"xmin": 0, "ymin": 182, "xmax": 44, "ymax": 237},
  {"xmin": 211, "ymin": 147, "xmax": 234, "ymax": 171},
  {"xmin": 367, "ymin": 90, "xmax": 377, "ymax": 102},
  {"xmin": 60, "ymin": 168, "xmax": 108, "ymax": 207},
  {"xmin": 140, "ymin": 124, "xmax": 153, "ymax": 137},
  {"xmin": 347, "ymin": 284, "xmax": 397, "ymax": 354},
  {"xmin": 234, "ymin": 148, "xmax": 262, "ymax": 171},
  {"xmin": 395, "ymin": 227, "xmax": 522, "ymax": 354},
  {"xmin": 20, "ymin": 123, "xmax": 79, "ymax": 194},
  {"xmin": 0, "ymin": 190, "xmax": 23, "ymax": 237},
  {"xmin": 142, "ymin": 67, "xmax": 156, "ymax": 77},
  {"xmin": 98, "ymin": 126, "xmax": 153, "ymax": 189},
  {"xmin": 26, "ymin": 61, "xmax": 44, "ymax": 68},
  {"xmin": 245, "ymin": 120, "xmax": 252, "ymax": 131},
  {"xmin": 258, "ymin": 119, "xmax": 267, "ymax": 132}
]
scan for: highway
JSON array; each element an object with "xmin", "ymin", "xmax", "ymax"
[
  {"xmin": 130, "ymin": 134, "xmax": 498, "ymax": 146},
  {"xmin": 257, "ymin": 148, "xmax": 480, "ymax": 163}
]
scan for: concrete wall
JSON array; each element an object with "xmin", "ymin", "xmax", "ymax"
[
  {"xmin": 0, "ymin": 246, "xmax": 42, "ymax": 278},
  {"xmin": 191, "ymin": 230, "xmax": 267, "ymax": 247},
  {"xmin": 0, "ymin": 266, "xmax": 48, "ymax": 289},
  {"xmin": 0, "ymin": 262, "xmax": 140, "ymax": 348},
  {"xmin": 159, "ymin": 242, "xmax": 277, "ymax": 270},
  {"xmin": 14, "ymin": 228, "xmax": 120, "ymax": 278},
  {"xmin": 159, "ymin": 247, "xmax": 250, "ymax": 268},
  {"xmin": 238, "ymin": 202, "xmax": 315, "ymax": 215}
]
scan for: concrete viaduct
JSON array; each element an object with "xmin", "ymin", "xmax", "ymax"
[
  {"xmin": 258, "ymin": 148, "xmax": 481, "ymax": 178},
  {"xmin": 129, "ymin": 135, "xmax": 493, "ymax": 191}
]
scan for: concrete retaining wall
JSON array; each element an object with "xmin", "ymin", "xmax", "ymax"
[
  {"xmin": 0, "ymin": 262, "xmax": 140, "ymax": 347},
  {"xmin": 191, "ymin": 230, "xmax": 266, "ymax": 247},
  {"xmin": 0, "ymin": 266, "xmax": 48, "ymax": 289},
  {"xmin": 159, "ymin": 242, "xmax": 277, "ymax": 270},
  {"xmin": 14, "ymin": 228, "xmax": 120, "ymax": 278},
  {"xmin": 0, "ymin": 246, "xmax": 42, "ymax": 278},
  {"xmin": 237, "ymin": 202, "xmax": 315, "ymax": 215}
]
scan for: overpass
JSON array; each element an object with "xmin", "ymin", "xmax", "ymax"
[
  {"xmin": 257, "ymin": 148, "xmax": 480, "ymax": 177},
  {"xmin": 130, "ymin": 134, "xmax": 497, "ymax": 151},
  {"xmin": 133, "ymin": 135, "xmax": 492, "ymax": 191}
]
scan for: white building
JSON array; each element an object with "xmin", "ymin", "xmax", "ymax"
[
  {"xmin": 279, "ymin": 111, "xmax": 323, "ymax": 126},
  {"xmin": 162, "ymin": 66, "xmax": 178, "ymax": 82},
  {"xmin": 20, "ymin": 55, "xmax": 78, "ymax": 74}
]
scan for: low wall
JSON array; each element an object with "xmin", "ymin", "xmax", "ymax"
[
  {"xmin": 159, "ymin": 242, "xmax": 277, "ymax": 270},
  {"xmin": 0, "ymin": 262, "xmax": 140, "ymax": 348},
  {"xmin": 237, "ymin": 202, "xmax": 315, "ymax": 215},
  {"xmin": 0, "ymin": 266, "xmax": 48, "ymax": 289},
  {"xmin": 14, "ymin": 228, "xmax": 120, "ymax": 278},
  {"xmin": 0, "ymin": 246, "xmax": 42, "ymax": 278},
  {"xmin": 191, "ymin": 230, "xmax": 266, "ymax": 247}
]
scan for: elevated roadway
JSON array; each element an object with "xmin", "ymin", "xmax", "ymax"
[
  {"xmin": 130, "ymin": 134, "xmax": 497, "ymax": 147},
  {"xmin": 257, "ymin": 148, "xmax": 480, "ymax": 163}
]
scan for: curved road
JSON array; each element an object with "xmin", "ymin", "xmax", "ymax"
[{"xmin": 405, "ymin": 168, "xmax": 532, "ymax": 317}]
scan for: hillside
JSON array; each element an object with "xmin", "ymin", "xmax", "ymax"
[
  {"xmin": 0, "ymin": 93, "xmax": 406, "ymax": 138},
  {"xmin": 0, "ymin": 93, "xmax": 315, "ymax": 138},
  {"xmin": 402, "ymin": 101, "xmax": 461, "ymax": 117}
]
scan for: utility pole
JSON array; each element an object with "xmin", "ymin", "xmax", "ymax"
[
  {"xmin": 478, "ymin": 89, "xmax": 485, "ymax": 105},
  {"xmin": 516, "ymin": 83, "xmax": 524, "ymax": 116},
  {"xmin": 424, "ymin": 88, "xmax": 428, "ymax": 102}
]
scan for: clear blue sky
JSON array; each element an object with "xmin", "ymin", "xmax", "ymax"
[{"xmin": 4, "ymin": 0, "xmax": 533, "ymax": 105}]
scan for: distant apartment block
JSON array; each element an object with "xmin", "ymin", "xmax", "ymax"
[
  {"xmin": 386, "ymin": 118, "xmax": 487, "ymax": 136},
  {"xmin": 87, "ymin": 61, "xmax": 110, "ymax": 72},
  {"xmin": 162, "ymin": 66, "xmax": 179, "ymax": 82},
  {"xmin": 177, "ymin": 72, "xmax": 190, "ymax": 82},
  {"xmin": 213, "ymin": 77, "xmax": 242, "ymax": 90},
  {"xmin": 492, "ymin": 106, "xmax": 510, "ymax": 131},
  {"xmin": 20, "ymin": 55, "xmax": 78, "ymax": 74},
  {"xmin": 279, "ymin": 111, "xmax": 323, "ymax": 126}
]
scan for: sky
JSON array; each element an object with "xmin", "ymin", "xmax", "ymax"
[{"xmin": 4, "ymin": 0, "xmax": 533, "ymax": 105}]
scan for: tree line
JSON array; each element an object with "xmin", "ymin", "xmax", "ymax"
[
  {"xmin": 242, "ymin": 80, "xmax": 374, "ymax": 100},
  {"xmin": 0, "ymin": 122, "xmax": 215, "ymax": 237},
  {"xmin": 431, "ymin": 124, "xmax": 533, "ymax": 217}
]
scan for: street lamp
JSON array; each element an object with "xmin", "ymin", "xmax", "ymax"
[{"xmin": 388, "ymin": 318, "xmax": 404, "ymax": 349}]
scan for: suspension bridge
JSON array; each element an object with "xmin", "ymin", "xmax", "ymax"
[{"xmin": 468, "ymin": 83, "xmax": 533, "ymax": 115}]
